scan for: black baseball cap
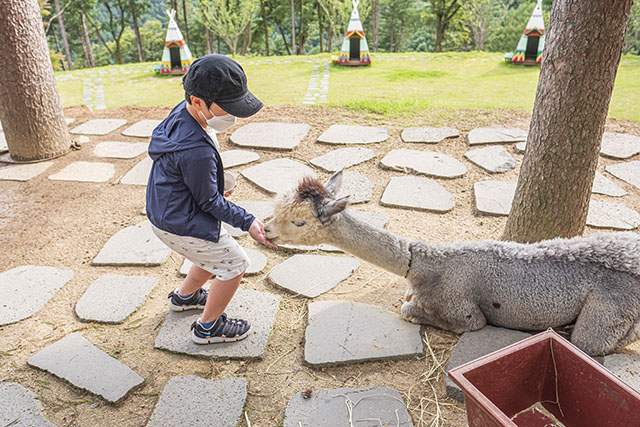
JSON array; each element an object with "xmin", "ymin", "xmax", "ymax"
[{"xmin": 182, "ymin": 54, "xmax": 263, "ymax": 118}]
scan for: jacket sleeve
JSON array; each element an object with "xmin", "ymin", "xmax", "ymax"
[{"xmin": 180, "ymin": 147, "xmax": 255, "ymax": 232}]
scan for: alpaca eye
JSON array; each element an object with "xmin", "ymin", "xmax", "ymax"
[{"xmin": 292, "ymin": 220, "xmax": 306, "ymax": 227}]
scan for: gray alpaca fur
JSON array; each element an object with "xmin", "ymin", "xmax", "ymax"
[{"xmin": 265, "ymin": 171, "xmax": 640, "ymax": 356}]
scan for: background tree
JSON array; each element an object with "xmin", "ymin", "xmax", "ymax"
[
  {"xmin": 623, "ymin": 1, "xmax": 640, "ymax": 54},
  {"xmin": 0, "ymin": 0, "xmax": 71, "ymax": 161},
  {"xmin": 424, "ymin": 0, "xmax": 462, "ymax": 52},
  {"xmin": 198, "ymin": 0, "xmax": 255, "ymax": 55},
  {"xmin": 129, "ymin": 0, "xmax": 148, "ymax": 62},
  {"xmin": 52, "ymin": 0, "xmax": 73, "ymax": 69},
  {"xmin": 502, "ymin": 0, "xmax": 633, "ymax": 243}
]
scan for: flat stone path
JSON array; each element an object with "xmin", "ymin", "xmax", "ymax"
[
  {"xmin": 467, "ymin": 127, "xmax": 527, "ymax": 145},
  {"xmin": 0, "ymin": 382, "xmax": 53, "ymax": 426},
  {"xmin": 603, "ymin": 353, "xmax": 640, "ymax": 392},
  {"xmin": 335, "ymin": 171, "xmax": 372, "ymax": 204},
  {"xmin": 70, "ymin": 119, "xmax": 127, "ymax": 135},
  {"xmin": 93, "ymin": 141, "xmax": 148, "ymax": 159},
  {"xmin": 81, "ymin": 77, "xmax": 106, "ymax": 111},
  {"xmin": 318, "ymin": 125, "xmax": 388, "ymax": 145},
  {"xmin": 0, "ymin": 132, "xmax": 6, "ymax": 152},
  {"xmin": 381, "ymin": 148, "xmax": 467, "ymax": 178},
  {"xmin": 304, "ymin": 301, "xmax": 423, "ymax": 367},
  {"xmin": 0, "ymin": 266, "xmax": 73, "ymax": 326},
  {"xmin": 75, "ymin": 274, "xmax": 157, "ymax": 323},
  {"xmin": 592, "ymin": 172, "xmax": 627, "ymax": 197},
  {"xmin": 587, "ymin": 200, "xmax": 640, "ymax": 230},
  {"xmin": 180, "ymin": 247, "xmax": 267, "ymax": 276},
  {"xmin": 473, "ymin": 180, "xmax": 517, "ymax": 216},
  {"xmin": 401, "ymin": 126, "xmax": 459, "ymax": 144},
  {"xmin": 600, "ymin": 132, "xmax": 640, "ymax": 159},
  {"xmin": 268, "ymin": 254, "xmax": 360, "ymax": 297},
  {"xmin": 155, "ymin": 288, "xmax": 280, "ymax": 360},
  {"xmin": 464, "ymin": 145, "xmax": 516, "ymax": 173},
  {"xmin": 28, "ymin": 333, "xmax": 143, "ymax": 403},
  {"xmin": 302, "ymin": 61, "xmax": 330, "ymax": 105},
  {"xmin": 121, "ymin": 119, "xmax": 162, "ymax": 138},
  {"xmin": 445, "ymin": 326, "xmax": 532, "ymax": 401},
  {"xmin": 93, "ymin": 221, "xmax": 171, "ymax": 266},
  {"xmin": 284, "ymin": 386, "xmax": 413, "ymax": 426},
  {"xmin": 310, "ymin": 147, "xmax": 375, "ymax": 172},
  {"xmin": 0, "ymin": 161, "xmax": 53, "ymax": 182},
  {"xmin": 220, "ymin": 149, "xmax": 260, "ymax": 168},
  {"xmin": 147, "ymin": 376, "xmax": 246, "ymax": 427},
  {"xmin": 514, "ymin": 141, "xmax": 526, "ymax": 153},
  {"xmin": 241, "ymin": 158, "xmax": 316, "ymax": 194},
  {"xmin": 381, "ymin": 176, "xmax": 455, "ymax": 213},
  {"xmin": 606, "ymin": 160, "xmax": 640, "ymax": 190},
  {"xmin": 230, "ymin": 122, "xmax": 311, "ymax": 150},
  {"xmin": 120, "ymin": 156, "xmax": 153, "ymax": 185},
  {"xmin": 48, "ymin": 161, "xmax": 115, "ymax": 183}
]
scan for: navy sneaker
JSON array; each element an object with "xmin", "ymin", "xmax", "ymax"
[
  {"xmin": 190, "ymin": 314, "xmax": 251, "ymax": 344},
  {"xmin": 168, "ymin": 288, "xmax": 208, "ymax": 311}
]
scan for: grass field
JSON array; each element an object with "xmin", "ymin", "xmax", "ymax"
[{"xmin": 55, "ymin": 52, "xmax": 640, "ymax": 122}]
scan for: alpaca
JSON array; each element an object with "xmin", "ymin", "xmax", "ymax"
[{"xmin": 264, "ymin": 170, "xmax": 640, "ymax": 356}]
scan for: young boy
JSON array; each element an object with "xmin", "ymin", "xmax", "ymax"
[{"xmin": 146, "ymin": 54, "xmax": 271, "ymax": 344}]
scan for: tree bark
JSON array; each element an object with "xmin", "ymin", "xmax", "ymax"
[
  {"xmin": 502, "ymin": 0, "xmax": 633, "ymax": 243},
  {"xmin": 298, "ymin": 0, "xmax": 304, "ymax": 55},
  {"xmin": 260, "ymin": 0, "xmax": 270, "ymax": 55},
  {"xmin": 53, "ymin": 0, "xmax": 73, "ymax": 70},
  {"xmin": 317, "ymin": 1, "xmax": 323, "ymax": 53},
  {"xmin": 327, "ymin": 20, "xmax": 333, "ymax": 52},
  {"xmin": 182, "ymin": 0, "xmax": 190, "ymax": 47},
  {"xmin": 241, "ymin": 19, "xmax": 252, "ymax": 55},
  {"xmin": 0, "ymin": 0, "xmax": 71, "ymax": 161},
  {"xmin": 277, "ymin": 24, "xmax": 292, "ymax": 55},
  {"xmin": 206, "ymin": 28, "xmax": 214, "ymax": 54},
  {"xmin": 80, "ymin": 11, "xmax": 95, "ymax": 67},
  {"xmin": 50, "ymin": 22, "xmax": 65, "ymax": 70},
  {"xmin": 372, "ymin": 0, "xmax": 379, "ymax": 52},
  {"xmin": 129, "ymin": 0, "xmax": 145, "ymax": 62},
  {"xmin": 291, "ymin": 0, "xmax": 296, "ymax": 54}
]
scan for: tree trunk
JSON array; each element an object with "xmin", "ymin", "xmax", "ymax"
[
  {"xmin": 51, "ymin": 22, "xmax": 65, "ymax": 70},
  {"xmin": 217, "ymin": 36, "xmax": 220, "ymax": 54},
  {"xmin": 389, "ymin": 15, "xmax": 395, "ymax": 51},
  {"xmin": 477, "ymin": 3, "xmax": 486, "ymax": 51},
  {"xmin": 317, "ymin": 1, "xmax": 323, "ymax": 53},
  {"xmin": 291, "ymin": 0, "xmax": 296, "ymax": 54},
  {"xmin": 298, "ymin": 0, "xmax": 304, "ymax": 54},
  {"xmin": 327, "ymin": 20, "xmax": 333, "ymax": 52},
  {"xmin": 241, "ymin": 19, "xmax": 252, "ymax": 55},
  {"xmin": 182, "ymin": 0, "xmax": 190, "ymax": 46},
  {"xmin": 0, "ymin": 0, "xmax": 71, "ymax": 161},
  {"xmin": 206, "ymin": 28, "xmax": 213, "ymax": 54},
  {"xmin": 277, "ymin": 24, "xmax": 292, "ymax": 55},
  {"xmin": 170, "ymin": 0, "xmax": 180, "ymax": 27},
  {"xmin": 502, "ymin": 0, "xmax": 633, "ymax": 243},
  {"xmin": 53, "ymin": 0, "xmax": 72, "ymax": 70},
  {"xmin": 80, "ymin": 11, "xmax": 95, "ymax": 67},
  {"xmin": 435, "ymin": 20, "xmax": 444, "ymax": 52},
  {"xmin": 130, "ymin": 0, "xmax": 145, "ymax": 62},
  {"xmin": 372, "ymin": 0, "xmax": 379, "ymax": 52},
  {"xmin": 259, "ymin": 0, "xmax": 270, "ymax": 55}
]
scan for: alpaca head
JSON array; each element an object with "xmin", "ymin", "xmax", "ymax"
[{"xmin": 265, "ymin": 170, "xmax": 349, "ymax": 246}]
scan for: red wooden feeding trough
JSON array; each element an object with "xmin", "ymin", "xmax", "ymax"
[{"xmin": 448, "ymin": 329, "xmax": 640, "ymax": 426}]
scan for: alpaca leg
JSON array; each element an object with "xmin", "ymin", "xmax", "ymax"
[{"xmin": 401, "ymin": 301, "xmax": 486, "ymax": 334}]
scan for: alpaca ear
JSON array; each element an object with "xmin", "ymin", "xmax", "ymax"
[
  {"xmin": 324, "ymin": 169, "xmax": 344, "ymax": 196},
  {"xmin": 317, "ymin": 196, "xmax": 349, "ymax": 223}
]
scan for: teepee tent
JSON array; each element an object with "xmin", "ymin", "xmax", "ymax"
[
  {"xmin": 337, "ymin": 0, "xmax": 371, "ymax": 66},
  {"xmin": 159, "ymin": 9, "xmax": 193, "ymax": 75},
  {"xmin": 506, "ymin": 0, "xmax": 546, "ymax": 65}
]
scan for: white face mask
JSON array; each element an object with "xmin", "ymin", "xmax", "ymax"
[{"xmin": 200, "ymin": 109, "xmax": 237, "ymax": 133}]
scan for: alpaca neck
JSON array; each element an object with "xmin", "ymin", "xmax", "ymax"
[{"xmin": 326, "ymin": 210, "xmax": 411, "ymax": 277}]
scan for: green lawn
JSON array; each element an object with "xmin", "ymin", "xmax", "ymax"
[{"xmin": 54, "ymin": 52, "xmax": 640, "ymax": 122}]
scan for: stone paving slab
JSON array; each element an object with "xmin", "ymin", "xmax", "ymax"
[
  {"xmin": 222, "ymin": 200, "xmax": 274, "ymax": 237},
  {"xmin": 600, "ymin": 132, "xmax": 640, "ymax": 159},
  {"xmin": 0, "ymin": 161, "xmax": 53, "ymax": 181},
  {"xmin": 48, "ymin": 161, "xmax": 115, "ymax": 183},
  {"xmin": 602, "ymin": 353, "xmax": 640, "ymax": 393},
  {"xmin": 514, "ymin": 141, "xmax": 526, "ymax": 154},
  {"xmin": 284, "ymin": 386, "xmax": 413, "ymax": 427},
  {"xmin": 241, "ymin": 158, "xmax": 316, "ymax": 194},
  {"xmin": 93, "ymin": 221, "xmax": 171, "ymax": 266},
  {"xmin": 473, "ymin": 180, "xmax": 517, "ymax": 216},
  {"xmin": 155, "ymin": 288, "xmax": 280, "ymax": 360},
  {"xmin": 268, "ymin": 255, "xmax": 359, "ymax": 297},
  {"xmin": 335, "ymin": 171, "xmax": 372, "ymax": 204},
  {"xmin": 28, "ymin": 333, "xmax": 143, "ymax": 403},
  {"xmin": 120, "ymin": 156, "xmax": 153, "ymax": 185},
  {"xmin": 309, "ymin": 147, "xmax": 375, "ymax": 172},
  {"xmin": 349, "ymin": 210, "xmax": 389, "ymax": 229},
  {"xmin": 445, "ymin": 326, "xmax": 532, "ymax": 401},
  {"xmin": 587, "ymin": 199, "xmax": 640, "ymax": 230},
  {"xmin": 121, "ymin": 119, "xmax": 161, "ymax": 138},
  {"xmin": 401, "ymin": 126, "xmax": 460, "ymax": 144},
  {"xmin": 464, "ymin": 145, "xmax": 516, "ymax": 173},
  {"xmin": 606, "ymin": 160, "xmax": 640, "ymax": 190},
  {"xmin": 220, "ymin": 149, "xmax": 260, "ymax": 168},
  {"xmin": 380, "ymin": 149, "xmax": 466, "ymax": 178},
  {"xmin": 0, "ymin": 382, "xmax": 53, "ymax": 426},
  {"xmin": 467, "ymin": 127, "xmax": 527, "ymax": 145},
  {"xmin": 75, "ymin": 274, "xmax": 157, "ymax": 323},
  {"xmin": 230, "ymin": 122, "xmax": 311, "ymax": 150},
  {"xmin": 304, "ymin": 301, "xmax": 423, "ymax": 367},
  {"xmin": 318, "ymin": 124, "xmax": 388, "ymax": 145},
  {"xmin": 381, "ymin": 176, "xmax": 455, "ymax": 213},
  {"xmin": 592, "ymin": 172, "xmax": 627, "ymax": 197},
  {"xmin": 0, "ymin": 266, "xmax": 73, "ymax": 326},
  {"xmin": 0, "ymin": 132, "xmax": 6, "ymax": 152},
  {"xmin": 147, "ymin": 376, "xmax": 246, "ymax": 427},
  {"xmin": 180, "ymin": 247, "xmax": 267, "ymax": 276},
  {"xmin": 70, "ymin": 119, "xmax": 127, "ymax": 135},
  {"xmin": 93, "ymin": 141, "xmax": 148, "ymax": 159}
]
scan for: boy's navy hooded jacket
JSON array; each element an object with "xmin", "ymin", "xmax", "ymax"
[{"xmin": 146, "ymin": 101, "xmax": 255, "ymax": 242}]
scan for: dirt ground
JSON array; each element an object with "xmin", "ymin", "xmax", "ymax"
[{"xmin": 1, "ymin": 104, "xmax": 639, "ymax": 427}]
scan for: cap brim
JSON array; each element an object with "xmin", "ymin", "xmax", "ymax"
[{"xmin": 216, "ymin": 91, "xmax": 263, "ymax": 118}]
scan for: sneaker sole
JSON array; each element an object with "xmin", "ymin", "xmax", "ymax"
[
  {"xmin": 191, "ymin": 330, "xmax": 250, "ymax": 344},
  {"xmin": 168, "ymin": 300, "xmax": 205, "ymax": 312}
]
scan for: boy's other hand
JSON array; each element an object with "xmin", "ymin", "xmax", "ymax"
[
  {"xmin": 224, "ymin": 189, "xmax": 234, "ymax": 198},
  {"xmin": 249, "ymin": 219, "xmax": 275, "ymax": 247}
]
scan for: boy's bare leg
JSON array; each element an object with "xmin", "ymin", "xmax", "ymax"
[
  {"xmin": 201, "ymin": 273, "xmax": 244, "ymax": 323},
  {"xmin": 179, "ymin": 264, "xmax": 213, "ymax": 295}
]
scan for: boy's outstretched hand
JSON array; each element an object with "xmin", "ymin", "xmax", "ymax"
[{"xmin": 249, "ymin": 219, "xmax": 275, "ymax": 247}]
